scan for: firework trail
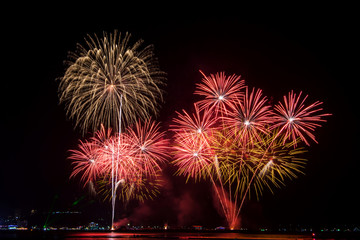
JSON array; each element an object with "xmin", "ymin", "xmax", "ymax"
[
  {"xmin": 212, "ymin": 184, "xmax": 241, "ymax": 230},
  {"xmin": 97, "ymin": 170, "xmax": 164, "ymax": 203},
  {"xmin": 59, "ymin": 30, "xmax": 166, "ymax": 134}
]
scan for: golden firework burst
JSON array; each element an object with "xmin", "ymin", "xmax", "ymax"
[{"xmin": 59, "ymin": 30, "xmax": 166, "ymax": 134}]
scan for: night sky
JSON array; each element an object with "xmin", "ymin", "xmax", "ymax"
[{"xmin": 2, "ymin": 5, "xmax": 358, "ymax": 228}]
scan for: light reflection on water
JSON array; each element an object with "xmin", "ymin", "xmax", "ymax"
[{"xmin": 66, "ymin": 231, "xmax": 315, "ymax": 240}]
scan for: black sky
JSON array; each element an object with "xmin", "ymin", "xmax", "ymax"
[{"xmin": 1, "ymin": 5, "xmax": 359, "ymax": 228}]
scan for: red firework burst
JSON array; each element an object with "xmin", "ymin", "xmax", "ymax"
[
  {"xmin": 272, "ymin": 90, "xmax": 331, "ymax": 146},
  {"xmin": 223, "ymin": 87, "xmax": 274, "ymax": 144},
  {"xmin": 195, "ymin": 70, "xmax": 245, "ymax": 114}
]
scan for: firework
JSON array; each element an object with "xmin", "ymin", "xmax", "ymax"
[
  {"xmin": 171, "ymin": 104, "xmax": 221, "ymax": 181},
  {"xmin": 211, "ymin": 129, "xmax": 256, "ymax": 195},
  {"xmin": 91, "ymin": 124, "xmax": 113, "ymax": 147},
  {"xmin": 171, "ymin": 70, "xmax": 330, "ymax": 229},
  {"xmin": 69, "ymin": 140, "xmax": 103, "ymax": 187},
  {"xmin": 272, "ymin": 90, "xmax": 331, "ymax": 146},
  {"xmin": 59, "ymin": 30, "xmax": 166, "ymax": 134},
  {"xmin": 172, "ymin": 134, "xmax": 214, "ymax": 181},
  {"xmin": 99, "ymin": 132, "xmax": 135, "ymax": 184},
  {"xmin": 222, "ymin": 87, "xmax": 274, "ymax": 144},
  {"xmin": 126, "ymin": 118, "xmax": 170, "ymax": 177},
  {"xmin": 98, "ymin": 170, "xmax": 164, "ymax": 203},
  {"xmin": 118, "ymin": 171, "xmax": 163, "ymax": 202},
  {"xmin": 171, "ymin": 103, "xmax": 218, "ymax": 143},
  {"xmin": 250, "ymin": 131, "xmax": 307, "ymax": 195},
  {"xmin": 69, "ymin": 120, "xmax": 169, "ymax": 201},
  {"xmin": 195, "ymin": 71, "xmax": 245, "ymax": 114},
  {"xmin": 69, "ymin": 126, "xmax": 132, "ymax": 189}
]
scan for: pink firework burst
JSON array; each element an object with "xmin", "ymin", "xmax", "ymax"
[
  {"xmin": 126, "ymin": 118, "xmax": 170, "ymax": 177},
  {"xmin": 171, "ymin": 104, "xmax": 219, "ymax": 180},
  {"xmin": 172, "ymin": 134, "xmax": 215, "ymax": 181},
  {"xmin": 69, "ymin": 121, "xmax": 170, "ymax": 193},
  {"xmin": 223, "ymin": 87, "xmax": 274, "ymax": 144},
  {"xmin": 272, "ymin": 90, "xmax": 331, "ymax": 146},
  {"xmin": 171, "ymin": 103, "xmax": 218, "ymax": 142},
  {"xmin": 91, "ymin": 124, "xmax": 113, "ymax": 147},
  {"xmin": 99, "ymin": 133, "xmax": 135, "ymax": 183},
  {"xmin": 69, "ymin": 126, "xmax": 134, "ymax": 187},
  {"xmin": 69, "ymin": 139, "xmax": 103, "ymax": 187},
  {"xmin": 195, "ymin": 70, "xmax": 245, "ymax": 114}
]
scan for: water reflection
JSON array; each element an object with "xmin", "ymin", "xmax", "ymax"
[{"xmin": 67, "ymin": 231, "xmax": 315, "ymax": 240}]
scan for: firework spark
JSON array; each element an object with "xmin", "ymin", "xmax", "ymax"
[{"xmin": 59, "ymin": 30, "xmax": 166, "ymax": 134}]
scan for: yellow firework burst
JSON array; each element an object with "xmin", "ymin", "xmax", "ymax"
[
  {"xmin": 97, "ymin": 171, "xmax": 163, "ymax": 203},
  {"xmin": 212, "ymin": 129, "xmax": 307, "ymax": 200},
  {"xmin": 251, "ymin": 131, "xmax": 307, "ymax": 193},
  {"xmin": 211, "ymin": 129, "xmax": 262, "ymax": 199},
  {"xmin": 58, "ymin": 30, "xmax": 166, "ymax": 134}
]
